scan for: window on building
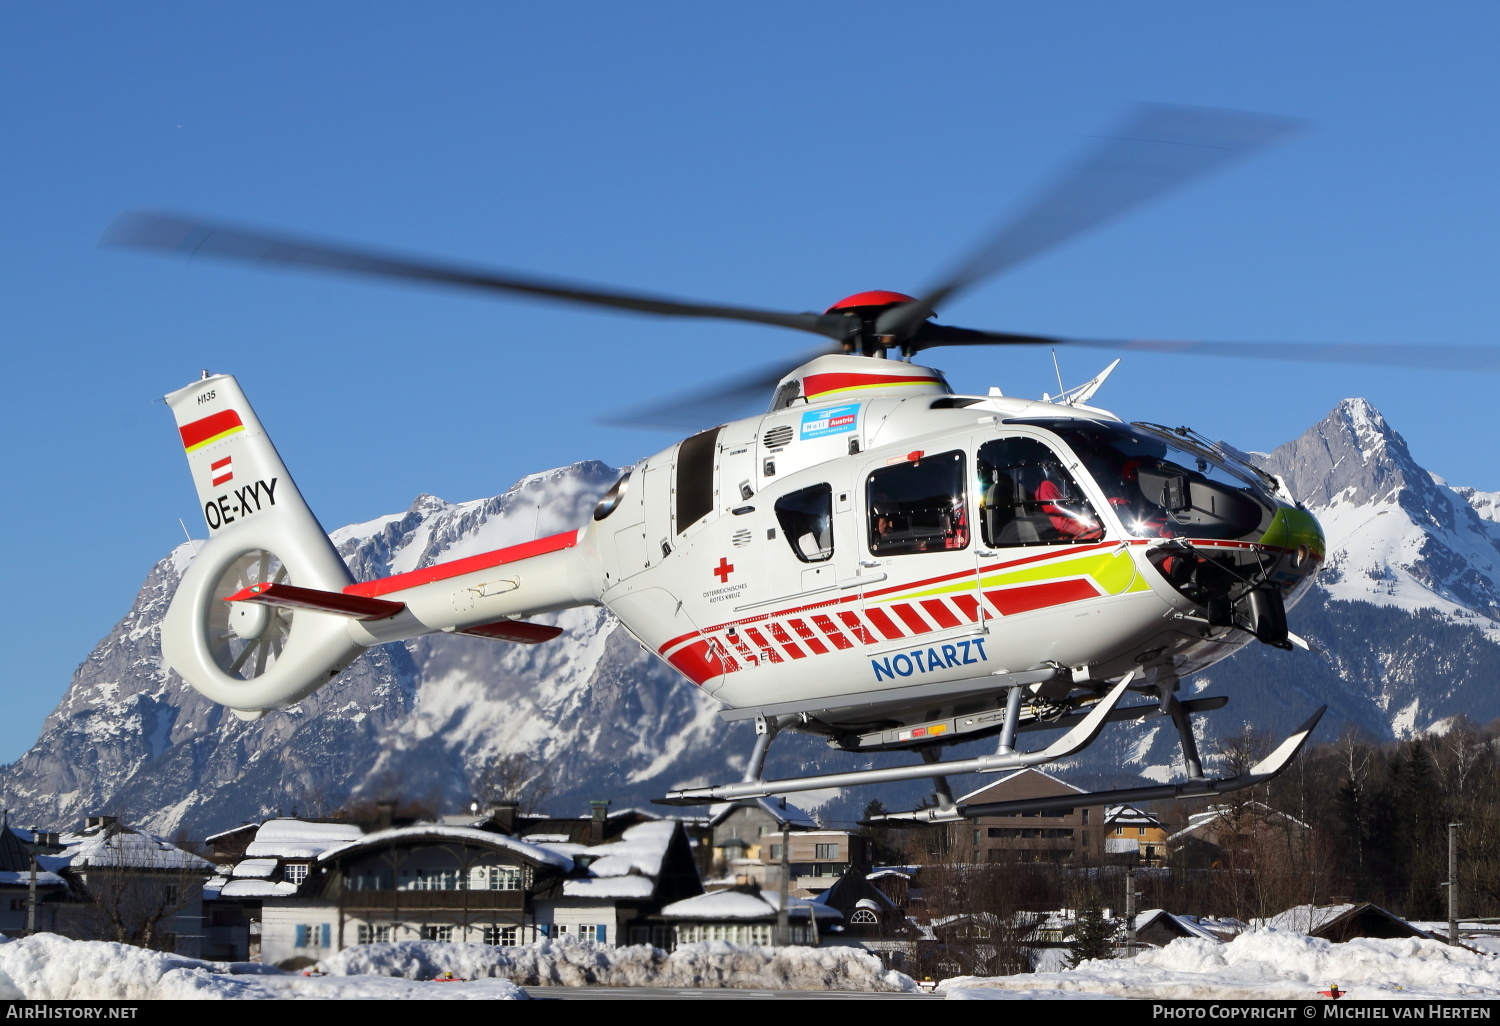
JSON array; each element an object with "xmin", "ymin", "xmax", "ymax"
[
  {"xmin": 294, "ymin": 924, "xmax": 331, "ymax": 948},
  {"xmin": 283, "ymin": 863, "xmax": 308, "ymax": 885},
  {"xmin": 487, "ymin": 866, "xmax": 524, "ymax": 890},
  {"xmin": 867, "ymin": 450, "xmax": 969, "ymax": 555},
  {"xmin": 775, "ymin": 483, "xmax": 834, "ymax": 562},
  {"xmin": 482, "ymin": 925, "xmax": 519, "ymax": 946},
  {"xmin": 420, "ymin": 925, "xmax": 454, "ymax": 942},
  {"xmin": 357, "ymin": 923, "xmax": 393, "ymax": 944},
  {"xmin": 814, "ymin": 843, "xmax": 837, "ymax": 859},
  {"xmin": 1138, "ymin": 826, "xmax": 1147, "ymax": 836},
  {"xmin": 850, "ymin": 909, "xmax": 878, "ymax": 925},
  {"xmin": 768, "ymin": 844, "xmax": 784, "ymax": 860}
]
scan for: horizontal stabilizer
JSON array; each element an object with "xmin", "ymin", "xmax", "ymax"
[
  {"xmin": 225, "ymin": 582, "xmax": 405, "ymax": 621},
  {"xmin": 455, "ymin": 619, "xmax": 564, "ymax": 645}
]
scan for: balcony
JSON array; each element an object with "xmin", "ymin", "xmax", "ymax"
[{"xmin": 339, "ymin": 890, "xmax": 526, "ymax": 911}]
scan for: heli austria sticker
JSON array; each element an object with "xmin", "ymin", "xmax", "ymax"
[{"xmin": 799, "ymin": 403, "xmax": 860, "ymax": 440}]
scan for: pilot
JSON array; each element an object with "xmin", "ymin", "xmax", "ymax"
[{"xmin": 1035, "ymin": 475, "xmax": 1103, "ymax": 540}]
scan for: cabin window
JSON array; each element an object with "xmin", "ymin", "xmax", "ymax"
[
  {"xmin": 675, "ymin": 427, "xmax": 722, "ymax": 532},
  {"xmin": 978, "ymin": 437, "xmax": 1102, "ymax": 547},
  {"xmin": 866, "ymin": 450, "xmax": 969, "ymax": 556},
  {"xmin": 775, "ymin": 483, "xmax": 834, "ymax": 562}
]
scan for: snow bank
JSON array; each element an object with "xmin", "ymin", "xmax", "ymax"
[
  {"xmin": 0, "ymin": 934, "xmax": 526, "ymax": 1000},
  {"xmin": 323, "ymin": 937, "xmax": 916, "ymax": 992},
  {"xmin": 941, "ymin": 929, "xmax": 1500, "ymax": 1000}
]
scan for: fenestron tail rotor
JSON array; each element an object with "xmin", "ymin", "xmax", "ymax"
[{"xmin": 207, "ymin": 549, "xmax": 291, "ymax": 680}]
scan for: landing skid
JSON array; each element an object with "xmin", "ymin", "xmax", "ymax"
[
  {"xmin": 655, "ymin": 675, "xmax": 1137, "ymax": 806},
  {"xmin": 654, "ymin": 664, "xmax": 1325, "ymax": 820},
  {"xmin": 872, "ymin": 705, "xmax": 1326, "ymax": 823}
]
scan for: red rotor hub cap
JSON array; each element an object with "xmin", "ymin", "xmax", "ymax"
[{"xmin": 825, "ymin": 290, "xmax": 918, "ymax": 314}]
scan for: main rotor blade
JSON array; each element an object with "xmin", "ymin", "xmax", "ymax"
[
  {"xmin": 876, "ymin": 104, "xmax": 1302, "ymax": 340},
  {"xmin": 604, "ymin": 344, "xmax": 839, "ymax": 430},
  {"xmin": 911, "ymin": 323, "xmax": 1500, "ymax": 373},
  {"xmin": 103, "ymin": 211, "xmax": 849, "ymax": 340}
]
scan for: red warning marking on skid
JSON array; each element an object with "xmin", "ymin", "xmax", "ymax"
[
  {"xmin": 891, "ymin": 603, "xmax": 930, "ymax": 635},
  {"xmin": 986, "ymin": 579, "xmax": 1101, "ymax": 616},
  {"xmin": 787, "ymin": 618, "xmax": 829, "ymax": 655},
  {"xmin": 810, "ymin": 614, "xmax": 854, "ymax": 650},
  {"xmin": 864, "ymin": 606, "xmax": 905, "ymax": 641},
  {"xmin": 837, "ymin": 610, "xmax": 877, "ymax": 645},
  {"xmin": 920, "ymin": 599, "xmax": 961, "ymax": 629}
]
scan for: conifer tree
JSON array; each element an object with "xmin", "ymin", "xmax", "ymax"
[{"xmin": 1068, "ymin": 892, "xmax": 1113, "ymax": 968}]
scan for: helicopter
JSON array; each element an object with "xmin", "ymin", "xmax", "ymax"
[{"xmin": 109, "ymin": 105, "xmax": 1500, "ymax": 823}]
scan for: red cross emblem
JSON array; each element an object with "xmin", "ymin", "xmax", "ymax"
[{"xmin": 712, "ymin": 557, "xmax": 735, "ymax": 583}]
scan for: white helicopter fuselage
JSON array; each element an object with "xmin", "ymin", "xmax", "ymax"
[{"xmin": 161, "ymin": 354, "xmax": 1323, "ymax": 748}]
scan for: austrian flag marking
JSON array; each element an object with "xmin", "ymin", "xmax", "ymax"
[{"xmin": 210, "ymin": 456, "xmax": 233, "ymax": 487}]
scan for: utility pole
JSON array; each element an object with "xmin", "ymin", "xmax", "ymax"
[
  {"xmin": 1124, "ymin": 864, "xmax": 1139, "ymax": 958},
  {"xmin": 776, "ymin": 802, "xmax": 790, "ymax": 947},
  {"xmin": 1447, "ymin": 822, "xmax": 1462, "ymax": 947}
]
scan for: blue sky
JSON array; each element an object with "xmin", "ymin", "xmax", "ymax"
[{"xmin": 3, "ymin": 3, "xmax": 1499, "ymax": 762}]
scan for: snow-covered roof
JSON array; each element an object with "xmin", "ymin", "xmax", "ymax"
[
  {"xmin": 1251, "ymin": 903, "xmax": 1424, "ymax": 937},
  {"xmin": 660, "ymin": 889, "xmax": 841, "ymax": 922},
  {"xmin": 708, "ymin": 799, "xmax": 816, "ymax": 830},
  {"xmin": 1105, "ymin": 805, "xmax": 1163, "ymax": 827},
  {"xmin": 218, "ymin": 879, "xmax": 299, "ymax": 899},
  {"xmin": 230, "ymin": 858, "xmax": 278, "ymax": 879},
  {"xmin": 1135, "ymin": 909, "xmax": 1225, "ymax": 942},
  {"xmin": 0, "ymin": 870, "xmax": 64, "ymax": 888},
  {"xmin": 582, "ymin": 821, "xmax": 676, "ymax": 879},
  {"xmin": 1166, "ymin": 802, "xmax": 1311, "ymax": 844},
  {"xmin": 520, "ymin": 833, "xmax": 573, "ymax": 844},
  {"xmin": 244, "ymin": 819, "xmax": 364, "ymax": 859},
  {"xmin": 203, "ymin": 823, "xmax": 258, "ymax": 844},
  {"xmin": 60, "ymin": 827, "xmax": 212, "ymax": 872},
  {"xmin": 956, "ymin": 766, "xmax": 1086, "ymax": 804},
  {"xmin": 562, "ymin": 875, "xmax": 657, "ymax": 900},
  {"xmin": 317, "ymin": 825, "xmax": 572, "ymax": 871}
]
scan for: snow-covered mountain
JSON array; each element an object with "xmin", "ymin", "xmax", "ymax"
[{"xmin": 7, "ymin": 400, "xmax": 1500, "ymax": 836}]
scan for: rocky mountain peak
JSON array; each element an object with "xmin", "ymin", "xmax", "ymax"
[{"xmin": 1264, "ymin": 398, "xmax": 1429, "ymax": 511}]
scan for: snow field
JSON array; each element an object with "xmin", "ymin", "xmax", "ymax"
[
  {"xmin": 940, "ymin": 929, "xmax": 1500, "ymax": 1000},
  {"xmin": 322, "ymin": 936, "xmax": 917, "ymax": 992},
  {"xmin": 0, "ymin": 934, "xmax": 526, "ymax": 1000}
]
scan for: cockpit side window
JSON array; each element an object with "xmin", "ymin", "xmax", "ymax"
[
  {"xmin": 775, "ymin": 483, "xmax": 834, "ymax": 563},
  {"xmin": 978, "ymin": 437, "xmax": 1102, "ymax": 547},
  {"xmin": 866, "ymin": 451, "xmax": 969, "ymax": 556}
]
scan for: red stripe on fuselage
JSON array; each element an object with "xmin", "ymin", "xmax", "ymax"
[{"xmin": 345, "ymin": 530, "xmax": 579, "ymax": 598}]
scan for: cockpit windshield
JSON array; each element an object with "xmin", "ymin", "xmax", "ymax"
[{"xmin": 1013, "ymin": 420, "xmax": 1276, "ymax": 541}]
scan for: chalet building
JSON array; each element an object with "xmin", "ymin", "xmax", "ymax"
[
  {"xmin": 1132, "ymin": 909, "xmax": 1240, "ymax": 947},
  {"xmin": 657, "ymin": 883, "xmax": 842, "ymax": 946},
  {"xmin": 950, "ymin": 769, "xmax": 1105, "ymax": 866},
  {"xmin": 0, "ymin": 821, "xmax": 66, "ymax": 934},
  {"xmin": 213, "ymin": 814, "xmax": 705, "ymax": 967},
  {"xmin": 48, "ymin": 816, "xmax": 213, "ymax": 956},
  {"xmin": 1167, "ymin": 802, "xmax": 1310, "ymax": 869},
  {"xmin": 1103, "ymin": 805, "xmax": 1168, "ymax": 866},
  {"xmin": 1255, "ymin": 903, "xmax": 1433, "ymax": 942}
]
